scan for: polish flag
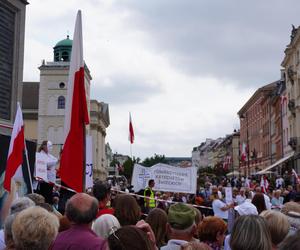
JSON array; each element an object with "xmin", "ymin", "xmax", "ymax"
[
  {"xmin": 129, "ymin": 113, "xmax": 134, "ymax": 144},
  {"xmin": 292, "ymin": 169, "xmax": 300, "ymax": 184},
  {"xmin": 260, "ymin": 175, "xmax": 269, "ymax": 193},
  {"xmin": 59, "ymin": 10, "xmax": 89, "ymax": 192},
  {"xmin": 4, "ymin": 103, "xmax": 25, "ymax": 192}
]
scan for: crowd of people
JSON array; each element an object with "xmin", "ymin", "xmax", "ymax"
[{"xmin": 0, "ymin": 172, "xmax": 300, "ymax": 249}]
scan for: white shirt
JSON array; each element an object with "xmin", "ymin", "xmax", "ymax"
[
  {"xmin": 276, "ymin": 178, "xmax": 284, "ymax": 188},
  {"xmin": 0, "ymin": 230, "xmax": 5, "ymax": 250},
  {"xmin": 161, "ymin": 239, "xmax": 188, "ymax": 250},
  {"xmin": 218, "ymin": 190, "xmax": 223, "ymax": 199},
  {"xmin": 224, "ymin": 234, "xmax": 232, "ymax": 250},
  {"xmin": 212, "ymin": 199, "xmax": 228, "ymax": 219},
  {"xmin": 236, "ymin": 194, "xmax": 246, "ymax": 205},
  {"xmin": 263, "ymin": 194, "xmax": 272, "ymax": 210},
  {"xmin": 40, "ymin": 151, "xmax": 57, "ymax": 183},
  {"xmin": 234, "ymin": 199, "xmax": 258, "ymax": 216}
]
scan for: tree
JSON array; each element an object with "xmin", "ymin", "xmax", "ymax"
[{"xmin": 142, "ymin": 154, "xmax": 167, "ymax": 167}]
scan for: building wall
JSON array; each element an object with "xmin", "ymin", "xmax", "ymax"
[
  {"xmin": 282, "ymin": 28, "xmax": 300, "ymax": 173},
  {"xmin": 240, "ymin": 94, "xmax": 264, "ymax": 175},
  {"xmin": 0, "ymin": 0, "xmax": 27, "ymax": 134},
  {"xmin": 232, "ymin": 133, "xmax": 240, "ymax": 170},
  {"xmin": 24, "ymin": 119, "xmax": 38, "ymax": 141},
  {"xmin": 90, "ymin": 100, "xmax": 109, "ymax": 180}
]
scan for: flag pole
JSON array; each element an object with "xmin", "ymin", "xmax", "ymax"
[
  {"xmin": 82, "ymin": 125, "xmax": 86, "ymax": 192},
  {"xmin": 130, "ymin": 143, "xmax": 132, "ymax": 159},
  {"xmin": 23, "ymin": 139, "xmax": 33, "ymax": 193}
]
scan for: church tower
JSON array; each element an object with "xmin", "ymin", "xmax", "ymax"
[{"xmin": 37, "ymin": 36, "xmax": 92, "ymax": 158}]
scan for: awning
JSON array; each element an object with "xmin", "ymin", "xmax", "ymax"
[
  {"xmin": 226, "ymin": 170, "xmax": 240, "ymax": 177},
  {"xmin": 256, "ymin": 152, "xmax": 294, "ymax": 175}
]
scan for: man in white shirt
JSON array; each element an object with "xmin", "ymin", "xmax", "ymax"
[{"xmin": 236, "ymin": 188, "xmax": 246, "ymax": 205}]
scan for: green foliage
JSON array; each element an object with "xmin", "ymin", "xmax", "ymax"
[
  {"xmin": 142, "ymin": 154, "xmax": 167, "ymax": 167},
  {"xmin": 121, "ymin": 157, "xmax": 140, "ymax": 181},
  {"xmin": 122, "ymin": 157, "xmax": 134, "ymax": 180}
]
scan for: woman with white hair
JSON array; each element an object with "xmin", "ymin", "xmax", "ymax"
[
  {"xmin": 92, "ymin": 214, "xmax": 121, "ymax": 239},
  {"xmin": 271, "ymin": 190, "xmax": 284, "ymax": 209}
]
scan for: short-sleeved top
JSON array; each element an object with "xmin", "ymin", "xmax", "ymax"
[
  {"xmin": 212, "ymin": 199, "xmax": 228, "ymax": 219},
  {"xmin": 52, "ymin": 225, "xmax": 107, "ymax": 250}
]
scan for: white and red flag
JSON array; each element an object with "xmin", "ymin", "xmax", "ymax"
[
  {"xmin": 4, "ymin": 103, "xmax": 25, "ymax": 192},
  {"xmin": 129, "ymin": 113, "xmax": 134, "ymax": 144},
  {"xmin": 241, "ymin": 142, "xmax": 247, "ymax": 162},
  {"xmin": 292, "ymin": 169, "xmax": 300, "ymax": 184},
  {"xmin": 260, "ymin": 175, "xmax": 269, "ymax": 193},
  {"xmin": 59, "ymin": 10, "xmax": 89, "ymax": 192}
]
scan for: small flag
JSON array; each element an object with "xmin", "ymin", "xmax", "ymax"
[
  {"xmin": 129, "ymin": 113, "xmax": 134, "ymax": 144},
  {"xmin": 4, "ymin": 103, "xmax": 25, "ymax": 191},
  {"xmin": 260, "ymin": 175, "xmax": 269, "ymax": 193},
  {"xmin": 59, "ymin": 10, "xmax": 89, "ymax": 193},
  {"xmin": 292, "ymin": 169, "xmax": 300, "ymax": 184}
]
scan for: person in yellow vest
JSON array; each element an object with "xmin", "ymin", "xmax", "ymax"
[{"xmin": 144, "ymin": 179, "xmax": 156, "ymax": 213}]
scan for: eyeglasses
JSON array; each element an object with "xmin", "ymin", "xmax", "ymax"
[{"xmin": 108, "ymin": 226, "xmax": 120, "ymax": 240}]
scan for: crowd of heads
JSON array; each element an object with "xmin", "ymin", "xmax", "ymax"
[{"xmin": 0, "ymin": 175, "xmax": 300, "ymax": 250}]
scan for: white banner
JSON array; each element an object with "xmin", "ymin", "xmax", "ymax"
[
  {"xmin": 225, "ymin": 187, "xmax": 233, "ymax": 204},
  {"xmin": 131, "ymin": 163, "xmax": 197, "ymax": 194},
  {"xmin": 85, "ymin": 135, "xmax": 93, "ymax": 189},
  {"xmin": 35, "ymin": 152, "xmax": 48, "ymax": 181}
]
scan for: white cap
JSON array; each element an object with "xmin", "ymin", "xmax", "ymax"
[{"xmin": 234, "ymin": 201, "xmax": 258, "ymax": 216}]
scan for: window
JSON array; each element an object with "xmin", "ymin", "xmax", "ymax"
[
  {"xmin": 61, "ymin": 51, "xmax": 69, "ymax": 61},
  {"xmin": 55, "ymin": 52, "xmax": 60, "ymax": 61},
  {"xmin": 59, "ymin": 82, "xmax": 65, "ymax": 89},
  {"xmin": 57, "ymin": 96, "xmax": 65, "ymax": 109}
]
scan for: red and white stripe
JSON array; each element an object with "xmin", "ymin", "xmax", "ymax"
[
  {"xmin": 4, "ymin": 103, "xmax": 25, "ymax": 191},
  {"xmin": 59, "ymin": 10, "xmax": 89, "ymax": 192},
  {"xmin": 129, "ymin": 112, "xmax": 134, "ymax": 144}
]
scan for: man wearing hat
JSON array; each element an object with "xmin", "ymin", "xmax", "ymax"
[{"xmin": 161, "ymin": 203, "xmax": 197, "ymax": 250}]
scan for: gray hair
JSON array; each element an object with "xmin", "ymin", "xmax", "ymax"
[
  {"xmin": 4, "ymin": 214, "xmax": 17, "ymax": 248},
  {"xmin": 12, "ymin": 206, "xmax": 59, "ymax": 250},
  {"xmin": 230, "ymin": 215, "xmax": 272, "ymax": 250},
  {"xmin": 260, "ymin": 210, "xmax": 290, "ymax": 246},
  {"xmin": 92, "ymin": 214, "xmax": 121, "ymax": 238},
  {"xmin": 10, "ymin": 197, "xmax": 35, "ymax": 214}
]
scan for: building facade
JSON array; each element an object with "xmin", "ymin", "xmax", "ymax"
[
  {"xmin": 238, "ymin": 82, "xmax": 277, "ymax": 175},
  {"xmin": 90, "ymin": 100, "xmax": 110, "ymax": 180},
  {"xmin": 0, "ymin": 0, "xmax": 27, "ymax": 135},
  {"xmin": 281, "ymin": 25, "xmax": 300, "ymax": 173},
  {"xmin": 23, "ymin": 36, "xmax": 110, "ymax": 180}
]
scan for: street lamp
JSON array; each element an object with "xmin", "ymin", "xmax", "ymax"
[{"xmin": 240, "ymin": 114, "xmax": 250, "ymax": 177}]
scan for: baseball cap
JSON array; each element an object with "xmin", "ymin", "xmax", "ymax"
[
  {"xmin": 234, "ymin": 202, "xmax": 258, "ymax": 216},
  {"xmin": 168, "ymin": 203, "xmax": 196, "ymax": 230}
]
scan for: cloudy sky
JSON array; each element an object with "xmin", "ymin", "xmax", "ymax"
[{"xmin": 23, "ymin": 0, "xmax": 300, "ymax": 159}]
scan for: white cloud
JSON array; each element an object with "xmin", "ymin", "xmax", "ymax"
[{"xmin": 23, "ymin": 0, "xmax": 295, "ymax": 159}]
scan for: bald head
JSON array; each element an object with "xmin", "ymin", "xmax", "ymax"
[{"xmin": 66, "ymin": 193, "xmax": 98, "ymax": 225}]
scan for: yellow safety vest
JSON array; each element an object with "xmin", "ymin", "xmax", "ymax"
[{"xmin": 144, "ymin": 187, "xmax": 155, "ymax": 208}]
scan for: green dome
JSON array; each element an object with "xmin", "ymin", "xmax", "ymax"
[
  {"xmin": 53, "ymin": 35, "xmax": 73, "ymax": 62},
  {"xmin": 54, "ymin": 35, "xmax": 73, "ymax": 48}
]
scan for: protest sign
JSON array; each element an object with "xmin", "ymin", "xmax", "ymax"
[
  {"xmin": 131, "ymin": 163, "xmax": 197, "ymax": 193},
  {"xmin": 225, "ymin": 187, "xmax": 233, "ymax": 204},
  {"xmin": 35, "ymin": 152, "xmax": 48, "ymax": 181},
  {"xmin": 85, "ymin": 135, "xmax": 93, "ymax": 189}
]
